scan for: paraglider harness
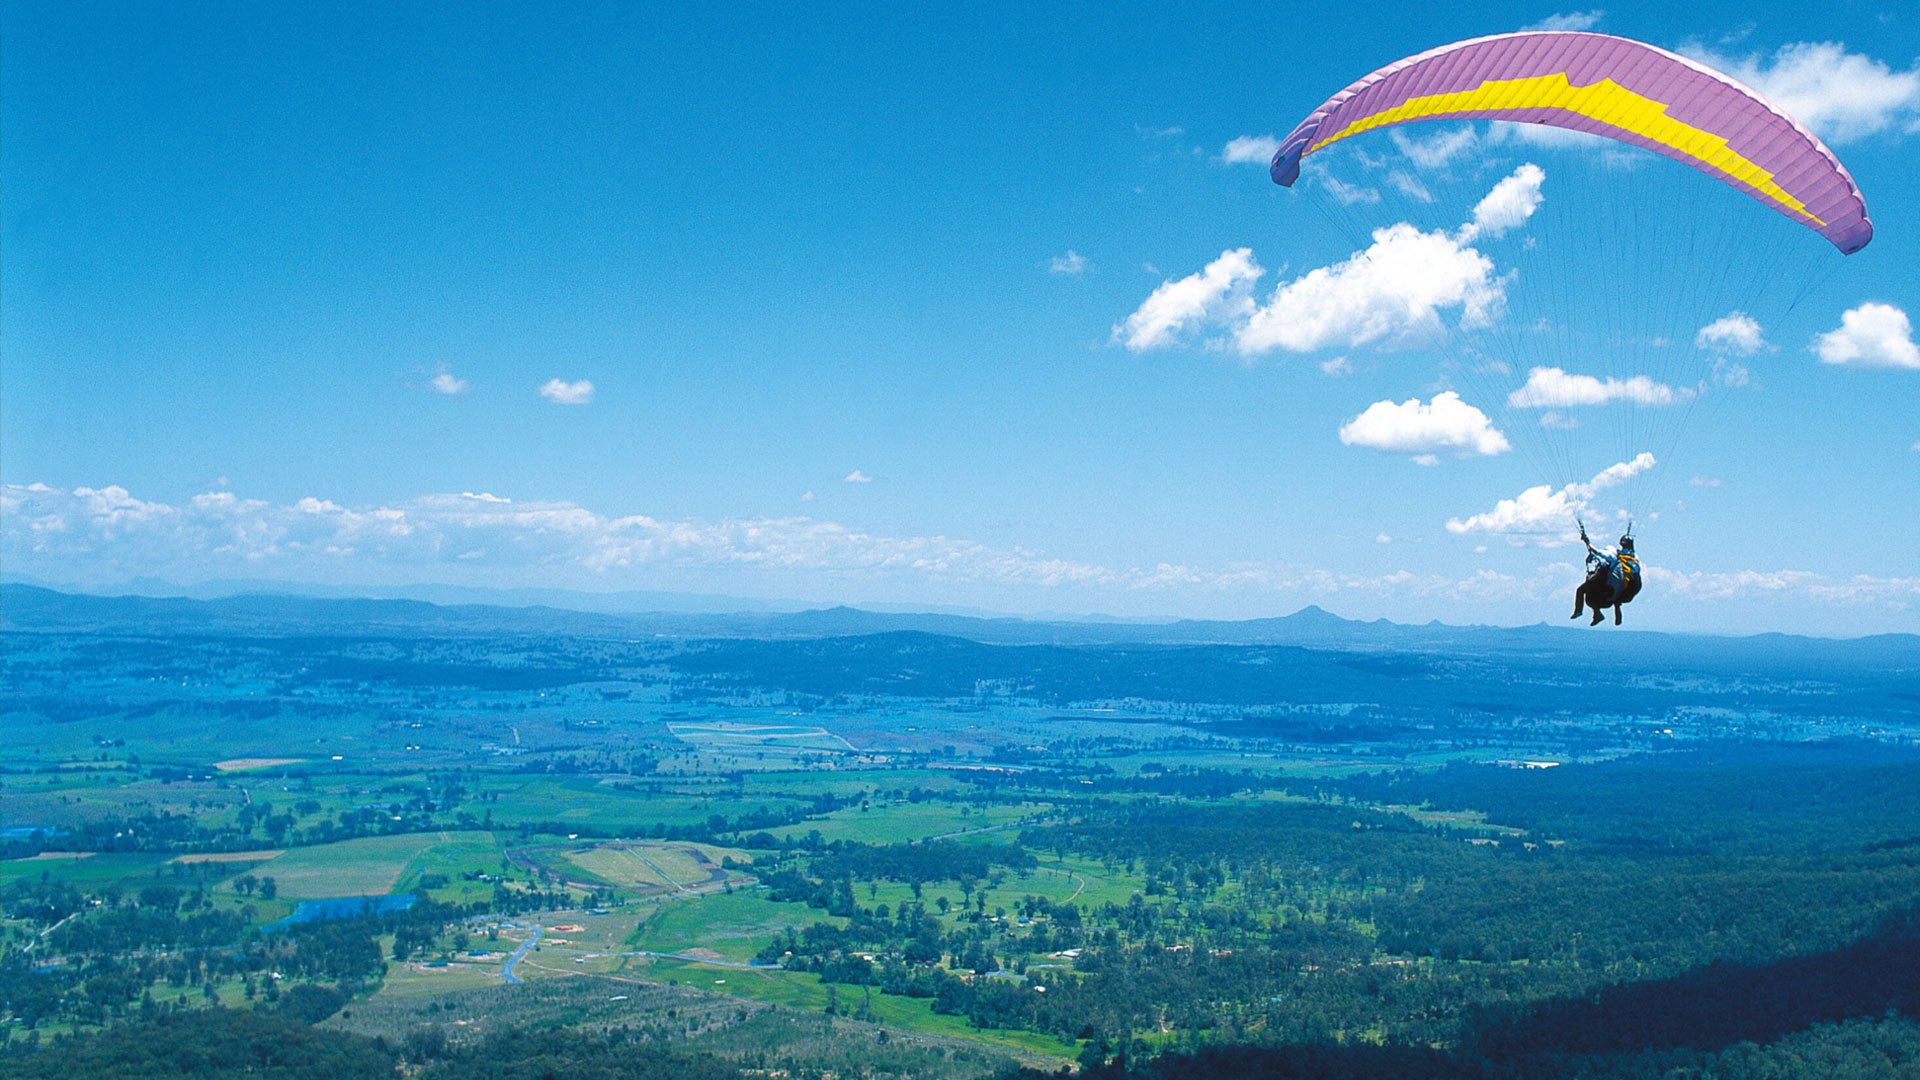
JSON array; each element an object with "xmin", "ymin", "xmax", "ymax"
[{"xmin": 1580, "ymin": 520, "xmax": 1641, "ymax": 603}]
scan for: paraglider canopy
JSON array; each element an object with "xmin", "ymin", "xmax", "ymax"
[{"xmin": 1270, "ymin": 31, "xmax": 1872, "ymax": 254}]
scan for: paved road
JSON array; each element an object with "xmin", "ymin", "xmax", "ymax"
[{"xmin": 501, "ymin": 925, "xmax": 543, "ymax": 984}]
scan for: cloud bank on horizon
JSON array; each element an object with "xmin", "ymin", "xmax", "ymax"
[{"xmin": 5, "ymin": 481, "xmax": 1915, "ymax": 625}]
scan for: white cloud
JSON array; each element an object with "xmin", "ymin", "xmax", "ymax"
[
  {"xmin": 1681, "ymin": 41, "xmax": 1920, "ymax": 144},
  {"xmin": 539, "ymin": 378, "xmax": 595, "ymax": 405},
  {"xmin": 1391, "ymin": 127, "xmax": 1479, "ymax": 170},
  {"xmin": 429, "ymin": 366, "xmax": 470, "ymax": 395},
  {"xmin": 1458, "ymin": 163, "xmax": 1545, "ymax": 241},
  {"xmin": 1690, "ymin": 475, "xmax": 1724, "ymax": 488},
  {"xmin": 9, "ymin": 481, "xmax": 1918, "ymax": 623},
  {"xmin": 1710, "ymin": 357, "xmax": 1751, "ymax": 388},
  {"xmin": 1119, "ymin": 168, "xmax": 1538, "ymax": 358},
  {"xmin": 843, "ymin": 470, "xmax": 874, "ymax": 484},
  {"xmin": 1319, "ymin": 175, "xmax": 1380, "ymax": 205},
  {"xmin": 1338, "ymin": 391, "xmax": 1511, "ymax": 458},
  {"xmin": 1376, "ymin": 532, "xmax": 1393, "ymax": 544},
  {"xmin": 1508, "ymin": 366, "xmax": 1692, "ymax": 407},
  {"xmin": 1653, "ymin": 566, "xmax": 1920, "ymax": 606},
  {"xmin": 1113, "ymin": 248, "xmax": 1262, "ymax": 352},
  {"xmin": 1812, "ymin": 302, "xmax": 1920, "ymax": 369},
  {"xmin": 1695, "ymin": 311, "xmax": 1769, "ymax": 356},
  {"xmin": 1523, "ymin": 10, "xmax": 1604, "ymax": 31},
  {"xmin": 1220, "ymin": 135, "xmax": 1281, "ymax": 164},
  {"xmin": 1136, "ymin": 123, "xmax": 1185, "ymax": 139},
  {"xmin": 1050, "ymin": 250, "xmax": 1090, "ymax": 276},
  {"xmin": 1236, "ymin": 223, "xmax": 1503, "ymax": 354},
  {"xmin": 800, "ymin": 490, "xmax": 816, "ymax": 503},
  {"xmin": 1445, "ymin": 452, "xmax": 1656, "ymax": 543},
  {"xmin": 1386, "ymin": 169, "xmax": 1434, "ymax": 202},
  {"xmin": 1320, "ymin": 356, "xmax": 1353, "ymax": 376}
]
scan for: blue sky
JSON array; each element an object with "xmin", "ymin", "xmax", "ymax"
[{"xmin": 4, "ymin": 1, "xmax": 1917, "ymax": 633}]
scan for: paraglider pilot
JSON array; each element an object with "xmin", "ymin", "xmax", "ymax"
[{"xmin": 1572, "ymin": 521, "xmax": 1642, "ymax": 626}]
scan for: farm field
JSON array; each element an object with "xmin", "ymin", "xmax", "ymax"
[
  {"xmin": 545, "ymin": 840, "xmax": 749, "ymax": 891},
  {"xmin": 629, "ymin": 888, "xmax": 829, "ymax": 964},
  {"xmin": 241, "ymin": 831, "xmax": 500, "ymax": 899},
  {"xmin": 765, "ymin": 799, "xmax": 1047, "ymax": 845}
]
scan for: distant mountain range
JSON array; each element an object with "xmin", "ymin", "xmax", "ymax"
[{"xmin": 4, "ymin": 583, "xmax": 1914, "ymax": 669}]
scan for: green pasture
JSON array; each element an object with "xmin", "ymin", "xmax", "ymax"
[
  {"xmin": 239, "ymin": 831, "xmax": 499, "ymax": 899},
  {"xmin": 474, "ymin": 775, "xmax": 803, "ymax": 833},
  {"xmin": 630, "ymin": 888, "xmax": 831, "ymax": 964},
  {"xmin": 729, "ymin": 767, "xmax": 976, "ymax": 799},
  {"xmin": 373, "ymin": 960, "xmax": 504, "ymax": 998},
  {"xmin": 0, "ymin": 776, "xmax": 245, "ymax": 829},
  {"xmin": 0, "ymin": 852, "xmax": 172, "ymax": 890},
  {"xmin": 550, "ymin": 840, "xmax": 744, "ymax": 890},
  {"xmin": 401, "ymin": 831, "xmax": 508, "ymax": 903},
  {"xmin": 649, "ymin": 958, "xmax": 1077, "ymax": 1061},
  {"xmin": 766, "ymin": 800, "xmax": 1046, "ymax": 846}
]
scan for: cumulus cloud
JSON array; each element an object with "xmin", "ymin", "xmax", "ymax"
[
  {"xmin": 1523, "ymin": 10, "xmax": 1605, "ymax": 31},
  {"xmin": 1695, "ymin": 311, "xmax": 1769, "ymax": 356},
  {"xmin": 1680, "ymin": 41, "xmax": 1920, "ymax": 144},
  {"xmin": 539, "ymin": 378, "xmax": 595, "ymax": 405},
  {"xmin": 1050, "ymin": 250, "xmax": 1090, "ymax": 275},
  {"xmin": 1458, "ymin": 163, "xmax": 1545, "ymax": 241},
  {"xmin": 843, "ymin": 470, "xmax": 874, "ymax": 484},
  {"xmin": 1113, "ymin": 248, "xmax": 1263, "ymax": 352},
  {"xmin": 1118, "ymin": 167, "xmax": 1544, "ymax": 358},
  {"xmin": 1507, "ymin": 366, "xmax": 1692, "ymax": 407},
  {"xmin": 1446, "ymin": 452, "xmax": 1656, "ymax": 543},
  {"xmin": 428, "ymin": 366, "xmax": 470, "ymax": 395},
  {"xmin": 1236, "ymin": 223, "xmax": 1503, "ymax": 354},
  {"xmin": 1812, "ymin": 302, "xmax": 1920, "ymax": 369},
  {"xmin": 1338, "ymin": 391, "xmax": 1511, "ymax": 458},
  {"xmin": 1220, "ymin": 134, "xmax": 1281, "ymax": 164}
]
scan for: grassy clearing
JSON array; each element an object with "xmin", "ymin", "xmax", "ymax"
[
  {"xmin": 213, "ymin": 757, "xmax": 307, "ymax": 771},
  {"xmin": 170, "ymin": 849, "xmax": 286, "ymax": 864},
  {"xmin": 650, "ymin": 958, "xmax": 1077, "ymax": 1060},
  {"xmin": 245, "ymin": 831, "xmax": 496, "ymax": 898},
  {"xmin": 630, "ymin": 889, "xmax": 829, "ymax": 963},
  {"xmin": 476, "ymin": 775, "xmax": 802, "ymax": 832},
  {"xmin": 767, "ymin": 800, "xmax": 1045, "ymax": 846},
  {"xmin": 0, "ymin": 852, "xmax": 172, "ymax": 889},
  {"xmin": 373, "ymin": 960, "xmax": 504, "ymax": 998},
  {"xmin": 555, "ymin": 843, "xmax": 721, "ymax": 889}
]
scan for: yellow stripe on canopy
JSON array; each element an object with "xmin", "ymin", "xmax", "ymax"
[{"xmin": 1307, "ymin": 72, "xmax": 1825, "ymax": 226}]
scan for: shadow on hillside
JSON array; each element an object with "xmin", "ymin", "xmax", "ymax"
[{"xmin": 1460, "ymin": 908, "xmax": 1920, "ymax": 1060}]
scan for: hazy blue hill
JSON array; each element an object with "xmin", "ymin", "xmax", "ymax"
[{"xmin": 3, "ymin": 584, "xmax": 1915, "ymax": 678}]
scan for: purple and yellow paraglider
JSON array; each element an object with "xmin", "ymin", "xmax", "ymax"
[{"xmin": 1270, "ymin": 31, "xmax": 1871, "ymax": 254}]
